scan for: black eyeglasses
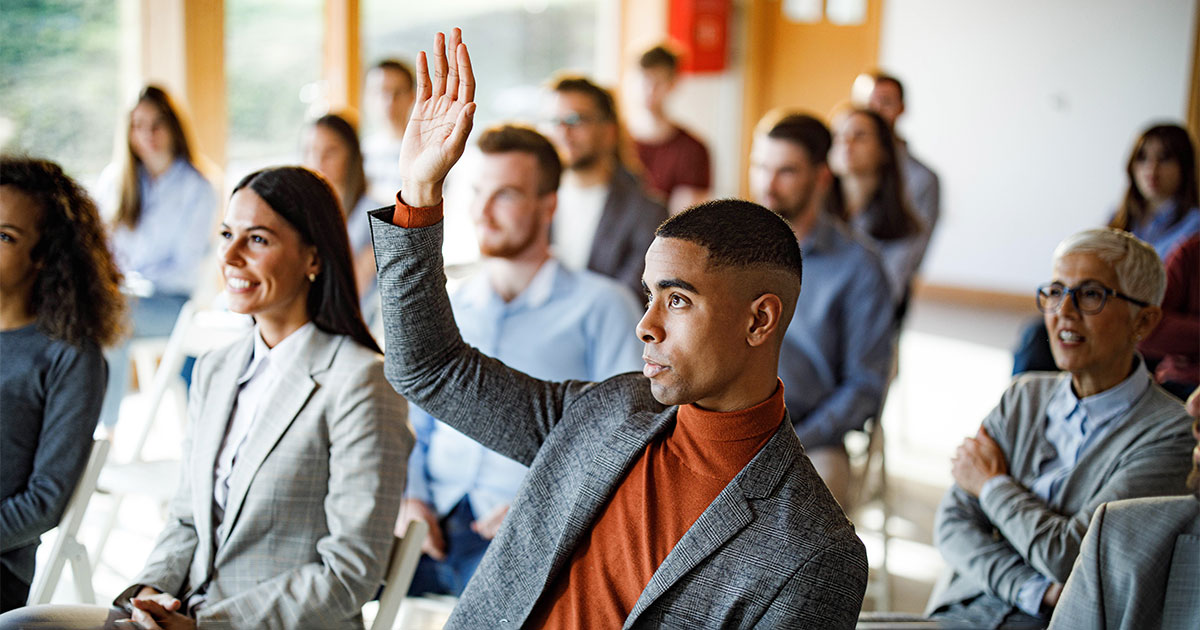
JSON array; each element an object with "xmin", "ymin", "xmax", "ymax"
[{"xmin": 1035, "ymin": 281, "xmax": 1150, "ymax": 315}]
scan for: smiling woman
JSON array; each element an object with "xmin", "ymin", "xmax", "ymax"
[{"xmin": 0, "ymin": 166, "xmax": 410, "ymax": 629}]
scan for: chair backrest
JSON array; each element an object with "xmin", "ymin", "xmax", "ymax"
[
  {"xmin": 27, "ymin": 439, "xmax": 110, "ymax": 604},
  {"xmin": 125, "ymin": 299, "xmax": 251, "ymax": 462},
  {"xmin": 370, "ymin": 519, "xmax": 429, "ymax": 630}
]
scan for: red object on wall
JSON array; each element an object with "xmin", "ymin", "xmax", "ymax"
[{"xmin": 668, "ymin": 0, "xmax": 730, "ymax": 74}]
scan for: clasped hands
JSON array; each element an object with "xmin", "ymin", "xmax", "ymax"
[
  {"xmin": 950, "ymin": 426, "xmax": 1008, "ymax": 497},
  {"xmin": 116, "ymin": 586, "xmax": 193, "ymax": 630}
]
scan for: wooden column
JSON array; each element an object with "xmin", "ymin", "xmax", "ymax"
[
  {"xmin": 1188, "ymin": 4, "xmax": 1200, "ymax": 151},
  {"xmin": 323, "ymin": 0, "xmax": 361, "ymax": 120},
  {"xmin": 136, "ymin": 0, "xmax": 226, "ymax": 171}
]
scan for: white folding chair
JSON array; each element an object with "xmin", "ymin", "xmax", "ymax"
[
  {"xmin": 91, "ymin": 301, "xmax": 251, "ymax": 571},
  {"xmin": 369, "ymin": 519, "xmax": 429, "ymax": 630},
  {"xmin": 27, "ymin": 439, "xmax": 111, "ymax": 604}
]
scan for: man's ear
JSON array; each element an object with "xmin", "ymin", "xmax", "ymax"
[{"xmin": 747, "ymin": 293, "xmax": 783, "ymax": 347}]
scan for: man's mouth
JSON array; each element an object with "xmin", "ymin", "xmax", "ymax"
[{"xmin": 642, "ymin": 358, "xmax": 668, "ymax": 379}]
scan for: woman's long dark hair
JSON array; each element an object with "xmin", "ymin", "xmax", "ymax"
[
  {"xmin": 1, "ymin": 156, "xmax": 126, "ymax": 347},
  {"xmin": 114, "ymin": 85, "xmax": 199, "ymax": 229},
  {"xmin": 232, "ymin": 166, "xmax": 380, "ymax": 353},
  {"xmin": 1110, "ymin": 123, "xmax": 1198, "ymax": 233},
  {"xmin": 311, "ymin": 113, "xmax": 368, "ymax": 217},
  {"xmin": 826, "ymin": 108, "xmax": 921, "ymax": 242}
]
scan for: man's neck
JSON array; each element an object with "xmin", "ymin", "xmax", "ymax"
[
  {"xmin": 840, "ymin": 173, "xmax": 879, "ymax": 217},
  {"xmin": 487, "ymin": 247, "xmax": 552, "ymax": 303},
  {"xmin": 788, "ymin": 201, "xmax": 821, "ymax": 242},
  {"xmin": 629, "ymin": 109, "xmax": 675, "ymax": 143},
  {"xmin": 563, "ymin": 156, "xmax": 615, "ymax": 189}
]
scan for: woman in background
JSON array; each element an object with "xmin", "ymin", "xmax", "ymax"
[
  {"xmin": 826, "ymin": 107, "xmax": 926, "ymax": 313},
  {"xmin": 303, "ymin": 113, "xmax": 378, "ymax": 311},
  {"xmin": 0, "ymin": 157, "xmax": 125, "ymax": 611},
  {"xmin": 1108, "ymin": 123, "xmax": 1199, "ymax": 258},
  {"xmin": 95, "ymin": 85, "xmax": 218, "ymax": 429}
]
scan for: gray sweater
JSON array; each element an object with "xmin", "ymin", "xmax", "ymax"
[{"xmin": 1, "ymin": 324, "xmax": 106, "ymax": 591}]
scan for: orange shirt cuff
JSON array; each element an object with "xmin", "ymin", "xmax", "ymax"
[{"xmin": 391, "ymin": 191, "xmax": 444, "ymax": 228}]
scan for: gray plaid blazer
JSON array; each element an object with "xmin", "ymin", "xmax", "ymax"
[
  {"xmin": 122, "ymin": 329, "xmax": 411, "ymax": 629},
  {"xmin": 371, "ymin": 211, "xmax": 868, "ymax": 629},
  {"xmin": 928, "ymin": 372, "xmax": 1193, "ymax": 626},
  {"xmin": 1049, "ymin": 495, "xmax": 1200, "ymax": 630}
]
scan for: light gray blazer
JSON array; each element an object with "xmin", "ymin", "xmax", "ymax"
[
  {"xmin": 371, "ymin": 212, "xmax": 868, "ymax": 630},
  {"xmin": 928, "ymin": 372, "xmax": 1193, "ymax": 625},
  {"xmin": 1050, "ymin": 495, "xmax": 1200, "ymax": 630},
  {"xmin": 122, "ymin": 328, "xmax": 411, "ymax": 630}
]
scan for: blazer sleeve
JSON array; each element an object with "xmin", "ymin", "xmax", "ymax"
[
  {"xmin": 932, "ymin": 389, "xmax": 1044, "ymax": 607},
  {"xmin": 751, "ymin": 545, "xmax": 866, "ymax": 629},
  {"xmin": 1048, "ymin": 502, "xmax": 1108, "ymax": 629},
  {"xmin": 126, "ymin": 354, "xmax": 207, "ymax": 599},
  {"xmin": 979, "ymin": 419, "xmax": 1191, "ymax": 583},
  {"xmin": 371, "ymin": 211, "xmax": 602, "ymax": 467},
  {"xmin": 193, "ymin": 358, "xmax": 410, "ymax": 629}
]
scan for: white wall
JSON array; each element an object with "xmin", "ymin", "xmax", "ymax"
[{"xmin": 879, "ymin": 0, "xmax": 1197, "ymax": 293}]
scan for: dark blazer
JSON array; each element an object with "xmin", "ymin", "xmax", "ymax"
[
  {"xmin": 585, "ymin": 168, "xmax": 668, "ymax": 300},
  {"xmin": 1050, "ymin": 495, "xmax": 1200, "ymax": 630},
  {"xmin": 372, "ymin": 211, "xmax": 868, "ymax": 629}
]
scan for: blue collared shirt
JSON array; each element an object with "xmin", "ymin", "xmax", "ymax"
[
  {"xmin": 983, "ymin": 357, "xmax": 1152, "ymax": 617},
  {"xmin": 1127, "ymin": 200, "xmax": 1200, "ymax": 259},
  {"xmin": 99, "ymin": 158, "xmax": 218, "ymax": 296},
  {"xmin": 405, "ymin": 259, "xmax": 644, "ymax": 519},
  {"xmin": 781, "ymin": 214, "xmax": 894, "ymax": 448}
]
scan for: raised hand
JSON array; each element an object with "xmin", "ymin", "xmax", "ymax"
[{"xmin": 398, "ymin": 27, "xmax": 477, "ymax": 207}]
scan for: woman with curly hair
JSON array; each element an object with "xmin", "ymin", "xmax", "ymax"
[
  {"xmin": 95, "ymin": 85, "xmax": 218, "ymax": 428},
  {"xmin": 0, "ymin": 156, "xmax": 126, "ymax": 612}
]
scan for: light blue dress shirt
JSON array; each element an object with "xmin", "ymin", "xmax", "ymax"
[
  {"xmin": 981, "ymin": 357, "xmax": 1151, "ymax": 617},
  {"xmin": 1126, "ymin": 200, "xmax": 1200, "ymax": 259},
  {"xmin": 405, "ymin": 259, "xmax": 644, "ymax": 519},
  {"xmin": 781, "ymin": 214, "xmax": 894, "ymax": 448},
  {"xmin": 99, "ymin": 158, "xmax": 217, "ymax": 297}
]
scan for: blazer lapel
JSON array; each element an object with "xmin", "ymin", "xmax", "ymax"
[
  {"xmin": 191, "ymin": 336, "xmax": 252, "ymax": 575},
  {"xmin": 542, "ymin": 407, "xmax": 678, "ymax": 589},
  {"xmin": 215, "ymin": 330, "xmax": 338, "ymax": 552},
  {"xmin": 587, "ymin": 170, "xmax": 632, "ymax": 274},
  {"xmin": 624, "ymin": 420, "xmax": 798, "ymax": 626}
]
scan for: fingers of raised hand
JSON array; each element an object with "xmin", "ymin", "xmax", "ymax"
[
  {"xmin": 432, "ymin": 31, "xmax": 449, "ymax": 99},
  {"xmin": 415, "ymin": 51, "xmax": 431, "ymax": 102},
  {"xmin": 445, "ymin": 28, "xmax": 461, "ymax": 102},
  {"xmin": 456, "ymin": 34, "xmax": 475, "ymax": 104}
]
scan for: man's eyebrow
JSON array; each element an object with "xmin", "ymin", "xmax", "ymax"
[{"xmin": 656, "ymin": 278, "xmax": 698, "ymax": 293}]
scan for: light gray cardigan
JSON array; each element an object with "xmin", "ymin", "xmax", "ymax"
[{"xmin": 927, "ymin": 371, "xmax": 1192, "ymax": 624}]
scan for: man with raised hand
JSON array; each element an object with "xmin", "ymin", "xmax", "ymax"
[{"xmin": 371, "ymin": 29, "xmax": 867, "ymax": 629}]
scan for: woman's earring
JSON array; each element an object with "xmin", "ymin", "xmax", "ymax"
[{"xmin": 308, "ymin": 273, "xmax": 317, "ymax": 282}]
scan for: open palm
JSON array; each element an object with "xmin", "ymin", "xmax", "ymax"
[{"xmin": 398, "ymin": 28, "xmax": 476, "ymax": 206}]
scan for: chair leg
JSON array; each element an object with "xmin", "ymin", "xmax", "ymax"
[
  {"xmin": 66, "ymin": 539, "xmax": 96, "ymax": 604},
  {"xmin": 90, "ymin": 493, "xmax": 124, "ymax": 570}
]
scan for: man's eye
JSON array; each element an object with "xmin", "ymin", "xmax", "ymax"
[{"xmin": 669, "ymin": 294, "xmax": 686, "ymax": 307}]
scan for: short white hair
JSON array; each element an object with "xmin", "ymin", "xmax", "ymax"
[{"xmin": 1052, "ymin": 228, "xmax": 1166, "ymax": 307}]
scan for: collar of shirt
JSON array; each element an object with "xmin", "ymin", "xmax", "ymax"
[
  {"xmin": 1046, "ymin": 355, "xmax": 1150, "ymax": 430},
  {"xmin": 238, "ymin": 321, "xmax": 317, "ymax": 385},
  {"xmin": 137, "ymin": 157, "xmax": 189, "ymax": 191},
  {"xmin": 459, "ymin": 258, "xmax": 561, "ymax": 312}
]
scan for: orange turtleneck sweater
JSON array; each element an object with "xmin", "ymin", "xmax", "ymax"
[
  {"xmin": 527, "ymin": 383, "xmax": 786, "ymax": 629},
  {"xmin": 389, "ymin": 197, "xmax": 786, "ymax": 628}
]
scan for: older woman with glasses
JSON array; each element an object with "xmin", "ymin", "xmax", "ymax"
[{"xmin": 927, "ymin": 228, "xmax": 1194, "ymax": 628}]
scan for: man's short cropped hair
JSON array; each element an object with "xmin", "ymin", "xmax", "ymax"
[
  {"xmin": 639, "ymin": 44, "xmax": 679, "ymax": 74},
  {"xmin": 478, "ymin": 124, "xmax": 563, "ymax": 196},
  {"xmin": 871, "ymin": 72, "xmax": 904, "ymax": 102},
  {"xmin": 757, "ymin": 111, "xmax": 832, "ymax": 165},
  {"xmin": 549, "ymin": 75, "xmax": 618, "ymax": 123},
  {"xmin": 656, "ymin": 199, "xmax": 803, "ymax": 286},
  {"xmin": 372, "ymin": 58, "xmax": 415, "ymax": 90}
]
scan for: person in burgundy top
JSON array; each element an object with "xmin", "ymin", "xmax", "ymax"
[
  {"xmin": 629, "ymin": 44, "xmax": 712, "ymax": 216},
  {"xmin": 370, "ymin": 29, "xmax": 867, "ymax": 629}
]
